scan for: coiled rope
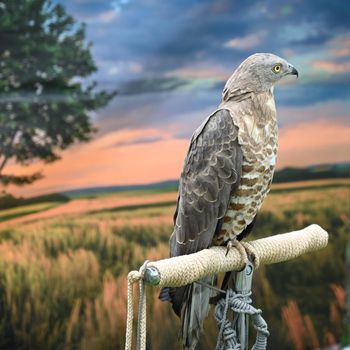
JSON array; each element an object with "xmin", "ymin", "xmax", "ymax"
[{"xmin": 124, "ymin": 224, "xmax": 328, "ymax": 350}]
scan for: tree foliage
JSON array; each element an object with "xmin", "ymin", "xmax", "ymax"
[{"xmin": 0, "ymin": 0, "xmax": 116, "ymax": 186}]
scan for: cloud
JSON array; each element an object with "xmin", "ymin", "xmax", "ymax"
[
  {"xmin": 113, "ymin": 135, "xmax": 164, "ymax": 147},
  {"xmin": 166, "ymin": 63, "xmax": 229, "ymax": 80},
  {"xmin": 278, "ymin": 120, "xmax": 350, "ymax": 168},
  {"xmin": 302, "ymin": 33, "xmax": 350, "ymax": 74},
  {"xmin": 63, "ymin": 0, "xmax": 349, "ymax": 114},
  {"xmin": 95, "ymin": 89, "xmax": 220, "ymax": 136},
  {"xmin": 63, "ymin": 0, "xmax": 350, "ymax": 80},
  {"xmin": 98, "ymin": 10, "xmax": 118, "ymax": 23},
  {"xmin": 311, "ymin": 60, "xmax": 350, "ymax": 73},
  {"xmin": 5, "ymin": 128, "xmax": 188, "ymax": 197},
  {"xmin": 92, "ymin": 128, "xmax": 170, "ymax": 149},
  {"xmin": 327, "ymin": 34, "xmax": 350, "ymax": 57},
  {"xmin": 275, "ymin": 77, "xmax": 350, "ymax": 106},
  {"xmin": 113, "ymin": 71, "xmax": 350, "ymax": 107},
  {"xmin": 118, "ymin": 77, "xmax": 188, "ymax": 95},
  {"xmin": 108, "ymin": 61, "xmax": 143, "ymax": 76},
  {"xmin": 111, "ymin": 0, "xmax": 132, "ymax": 12},
  {"xmin": 57, "ymin": 0, "xmax": 114, "ymax": 20},
  {"xmin": 224, "ymin": 32, "xmax": 266, "ymax": 50},
  {"xmin": 277, "ymin": 100, "xmax": 350, "ymax": 128},
  {"xmin": 8, "ymin": 0, "xmax": 350, "ymax": 197}
]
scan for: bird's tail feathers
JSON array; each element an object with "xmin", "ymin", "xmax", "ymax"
[
  {"xmin": 159, "ymin": 286, "xmax": 187, "ymax": 317},
  {"xmin": 182, "ymin": 275, "xmax": 216, "ymax": 350},
  {"xmin": 221, "ymin": 270, "xmax": 237, "ymax": 291},
  {"xmin": 159, "ymin": 277, "xmax": 216, "ymax": 349}
]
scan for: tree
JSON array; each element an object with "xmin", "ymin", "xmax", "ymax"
[{"xmin": 0, "ymin": 0, "xmax": 116, "ymax": 187}]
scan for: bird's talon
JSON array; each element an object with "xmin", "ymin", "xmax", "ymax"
[
  {"xmin": 225, "ymin": 240, "xmax": 233, "ymax": 256},
  {"xmin": 241, "ymin": 242, "xmax": 260, "ymax": 269},
  {"xmin": 227, "ymin": 239, "xmax": 249, "ymax": 267}
]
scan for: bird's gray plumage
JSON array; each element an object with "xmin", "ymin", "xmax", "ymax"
[
  {"xmin": 160, "ymin": 53, "xmax": 298, "ymax": 350},
  {"xmin": 170, "ymin": 109, "xmax": 243, "ymax": 257}
]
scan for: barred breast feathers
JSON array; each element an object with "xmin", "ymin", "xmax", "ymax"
[{"xmin": 215, "ymin": 90, "xmax": 279, "ymax": 242}]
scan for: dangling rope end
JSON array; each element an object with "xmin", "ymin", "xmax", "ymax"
[{"xmin": 125, "ymin": 262, "xmax": 150, "ymax": 350}]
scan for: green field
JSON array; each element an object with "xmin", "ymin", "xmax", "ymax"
[
  {"xmin": 0, "ymin": 179, "xmax": 348, "ymax": 349},
  {"xmin": 0, "ymin": 202, "xmax": 60, "ymax": 222}
]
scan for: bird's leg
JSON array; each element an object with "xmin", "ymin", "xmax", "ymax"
[
  {"xmin": 241, "ymin": 242, "xmax": 260, "ymax": 269},
  {"xmin": 225, "ymin": 237, "xmax": 260, "ymax": 269},
  {"xmin": 225, "ymin": 238, "xmax": 248, "ymax": 267}
]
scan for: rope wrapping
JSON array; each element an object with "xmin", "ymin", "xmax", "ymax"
[{"xmin": 124, "ymin": 224, "xmax": 328, "ymax": 350}]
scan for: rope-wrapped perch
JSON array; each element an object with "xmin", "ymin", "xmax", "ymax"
[
  {"xmin": 143, "ymin": 224, "xmax": 328, "ymax": 287},
  {"xmin": 125, "ymin": 224, "xmax": 329, "ymax": 350}
]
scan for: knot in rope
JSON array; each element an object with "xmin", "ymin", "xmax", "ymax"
[
  {"xmin": 214, "ymin": 289, "xmax": 269, "ymax": 350},
  {"xmin": 215, "ymin": 290, "xmax": 241, "ymax": 350}
]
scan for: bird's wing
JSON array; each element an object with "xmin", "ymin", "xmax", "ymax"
[{"xmin": 170, "ymin": 108, "xmax": 242, "ymax": 257}]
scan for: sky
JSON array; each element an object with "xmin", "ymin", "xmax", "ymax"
[{"xmin": 5, "ymin": 0, "xmax": 350, "ymax": 197}]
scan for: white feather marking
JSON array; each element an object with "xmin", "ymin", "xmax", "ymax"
[
  {"xmin": 266, "ymin": 96, "xmax": 276, "ymax": 112},
  {"xmin": 176, "ymin": 239, "xmax": 186, "ymax": 245},
  {"xmin": 242, "ymin": 172, "xmax": 260, "ymax": 179},
  {"xmin": 270, "ymin": 155, "xmax": 276, "ymax": 166}
]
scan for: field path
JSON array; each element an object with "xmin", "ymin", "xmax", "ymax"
[
  {"xmin": 1, "ymin": 178, "xmax": 348, "ymax": 229},
  {"xmin": 0, "ymin": 192, "xmax": 178, "ymax": 228}
]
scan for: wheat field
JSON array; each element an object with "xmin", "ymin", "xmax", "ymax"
[{"xmin": 0, "ymin": 179, "xmax": 348, "ymax": 349}]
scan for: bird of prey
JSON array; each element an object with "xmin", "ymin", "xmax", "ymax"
[{"xmin": 160, "ymin": 53, "xmax": 298, "ymax": 349}]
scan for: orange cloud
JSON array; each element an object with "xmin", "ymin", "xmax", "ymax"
[
  {"xmin": 278, "ymin": 120, "xmax": 350, "ymax": 168},
  {"xmin": 4, "ymin": 128, "xmax": 188, "ymax": 197},
  {"xmin": 328, "ymin": 34, "xmax": 350, "ymax": 58},
  {"xmin": 167, "ymin": 64, "xmax": 229, "ymax": 80},
  {"xmin": 311, "ymin": 60, "xmax": 350, "ymax": 73},
  {"xmin": 224, "ymin": 32, "xmax": 266, "ymax": 50},
  {"xmin": 4, "ymin": 120, "xmax": 350, "ymax": 198},
  {"xmin": 309, "ymin": 34, "xmax": 350, "ymax": 73}
]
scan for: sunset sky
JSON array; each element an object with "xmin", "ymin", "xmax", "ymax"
[{"xmin": 5, "ymin": 0, "xmax": 350, "ymax": 197}]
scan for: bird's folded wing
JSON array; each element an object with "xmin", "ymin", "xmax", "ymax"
[{"xmin": 170, "ymin": 109, "xmax": 243, "ymax": 257}]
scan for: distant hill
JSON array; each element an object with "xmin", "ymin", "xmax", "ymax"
[
  {"xmin": 61, "ymin": 180, "xmax": 179, "ymax": 198},
  {"xmin": 61, "ymin": 162, "xmax": 349, "ymax": 198},
  {"xmin": 273, "ymin": 162, "xmax": 350, "ymax": 183}
]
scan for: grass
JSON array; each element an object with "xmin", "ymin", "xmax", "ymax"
[{"xmin": 0, "ymin": 179, "xmax": 347, "ymax": 349}]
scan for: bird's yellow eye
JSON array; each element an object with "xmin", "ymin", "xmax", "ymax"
[{"xmin": 273, "ymin": 64, "xmax": 281, "ymax": 73}]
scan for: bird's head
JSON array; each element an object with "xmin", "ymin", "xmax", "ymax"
[
  {"xmin": 223, "ymin": 53, "xmax": 298, "ymax": 97},
  {"xmin": 241, "ymin": 53, "xmax": 298, "ymax": 84}
]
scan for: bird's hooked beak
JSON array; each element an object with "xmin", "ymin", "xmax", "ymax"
[{"xmin": 287, "ymin": 64, "xmax": 299, "ymax": 78}]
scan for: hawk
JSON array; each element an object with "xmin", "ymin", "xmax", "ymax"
[{"xmin": 160, "ymin": 53, "xmax": 298, "ymax": 349}]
